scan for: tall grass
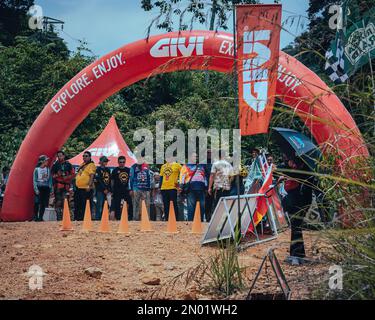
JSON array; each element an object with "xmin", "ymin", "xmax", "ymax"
[
  {"xmin": 309, "ymin": 111, "xmax": 375, "ymax": 299},
  {"xmin": 206, "ymin": 239, "xmax": 244, "ymax": 296}
]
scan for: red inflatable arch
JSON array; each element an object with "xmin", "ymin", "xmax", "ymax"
[{"xmin": 1, "ymin": 31, "xmax": 369, "ymax": 221}]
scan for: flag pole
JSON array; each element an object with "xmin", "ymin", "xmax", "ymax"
[
  {"xmin": 369, "ymin": 59, "xmax": 375, "ymax": 137},
  {"xmin": 232, "ymin": 3, "xmax": 242, "ymax": 245},
  {"xmin": 362, "ymin": 19, "xmax": 375, "ymax": 135}
]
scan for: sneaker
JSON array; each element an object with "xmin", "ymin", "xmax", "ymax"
[
  {"xmin": 291, "ymin": 257, "xmax": 300, "ymax": 266},
  {"xmin": 298, "ymin": 257, "xmax": 315, "ymax": 265},
  {"xmin": 284, "ymin": 256, "xmax": 300, "ymax": 266}
]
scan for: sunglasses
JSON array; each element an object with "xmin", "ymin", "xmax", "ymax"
[
  {"xmin": 119, "ymin": 161, "xmax": 125, "ymax": 164},
  {"xmin": 83, "ymin": 155, "xmax": 90, "ymax": 158}
]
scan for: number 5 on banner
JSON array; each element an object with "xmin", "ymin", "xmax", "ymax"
[
  {"xmin": 242, "ymin": 30, "xmax": 271, "ymax": 112},
  {"xmin": 236, "ymin": 4, "xmax": 282, "ymax": 135}
]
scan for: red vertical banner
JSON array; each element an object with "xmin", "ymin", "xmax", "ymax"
[{"xmin": 236, "ymin": 4, "xmax": 282, "ymax": 135}]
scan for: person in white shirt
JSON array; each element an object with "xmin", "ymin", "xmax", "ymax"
[{"xmin": 208, "ymin": 150, "xmax": 234, "ymax": 211}]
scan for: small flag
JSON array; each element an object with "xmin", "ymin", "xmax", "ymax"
[{"xmin": 325, "ymin": 35, "xmax": 349, "ymax": 84}]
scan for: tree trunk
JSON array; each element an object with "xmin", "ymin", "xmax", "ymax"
[{"xmin": 209, "ymin": 0, "xmax": 218, "ymax": 30}]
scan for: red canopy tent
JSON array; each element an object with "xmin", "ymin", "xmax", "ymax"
[{"xmin": 69, "ymin": 116, "xmax": 137, "ymax": 168}]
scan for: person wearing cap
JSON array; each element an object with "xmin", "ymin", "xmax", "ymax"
[
  {"xmin": 74, "ymin": 151, "xmax": 96, "ymax": 221},
  {"xmin": 33, "ymin": 155, "xmax": 53, "ymax": 221},
  {"xmin": 94, "ymin": 156, "xmax": 111, "ymax": 220},
  {"xmin": 129, "ymin": 151, "xmax": 152, "ymax": 221},
  {"xmin": 51, "ymin": 150, "xmax": 75, "ymax": 221},
  {"xmin": 111, "ymin": 155, "xmax": 133, "ymax": 220}
]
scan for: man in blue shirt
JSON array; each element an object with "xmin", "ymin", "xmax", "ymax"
[{"xmin": 129, "ymin": 152, "xmax": 152, "ymax": 221}]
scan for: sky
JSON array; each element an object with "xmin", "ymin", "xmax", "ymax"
[{"xmin": 35, "ymin": 0, "xmax": 310, "ymax": 57}]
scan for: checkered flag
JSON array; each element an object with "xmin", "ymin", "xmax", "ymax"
[{"xmin": 325, "ymin": 36, "xmax": 348, "ymax": 84}]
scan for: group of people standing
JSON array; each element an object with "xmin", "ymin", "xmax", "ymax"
[
  {"xmin": 31, "ymin": 148, "xmax": 245, "ymax": 223},
  {"xmin": 29, "ymin": 145, "xmax": 315, "ymax": 266}
]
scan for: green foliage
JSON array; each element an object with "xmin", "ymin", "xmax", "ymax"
[
  {"xmin": 0, "ymin": 37, "xmax": 84, "ymax": 130},
  {"xmin": 0, "ymin": 31, "xmax": 90, "ymax": 165},
  {"xmin": 0, "ymin": 127, "xmax": 28, "ymax": 167}
]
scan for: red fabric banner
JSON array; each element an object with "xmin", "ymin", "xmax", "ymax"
[
  {"xmin": 248, "ymin": 165, "xmax": 274, "ymax": 233},
  {"xmin": 236, "ymin": 4, "xmax": 282, "ymax": 135},
  {"xmin": 270, "ymin": 188, "xmax": 287, "ymax": 227}
]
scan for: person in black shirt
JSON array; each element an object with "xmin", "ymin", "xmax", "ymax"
[
  {"xmin": 110, "ymin": 156, "xmax": 133, "ymax": 220},
  {"xmin": 205, "ymin": 149, "xmax": 213, "ymax": 222},
  {"xmin": 94, "ymin": 156, "xmax": 111, "ymax": 220},
  {"xmin": 278, "ymin": 156, "xmax": 313, "ymax": 265},
  {"xmin": 51, "ymin": 151, "xmax": 75, "ymax": 221}
]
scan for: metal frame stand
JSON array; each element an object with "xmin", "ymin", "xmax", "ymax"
[{"xmin": 201, "ymin": 192, "xmax": 281, "ymax": 248}]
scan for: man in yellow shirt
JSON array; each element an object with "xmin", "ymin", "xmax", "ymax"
[
  {"xmin": 160, "ymin": 156, "xmax": 182, "ymax": 221},
  {"xmin": 74, "ymin": 151, "xmax": 96, "ymax": 220}
]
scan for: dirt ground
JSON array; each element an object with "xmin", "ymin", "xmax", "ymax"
[{"xmin": 0, "ymin": 221, "xmax": 330, "ymax": 300}]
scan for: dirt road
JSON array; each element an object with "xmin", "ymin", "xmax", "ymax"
[{"xmin": 0, "ymin": 221, "xmax": 329, "ymax": 300}]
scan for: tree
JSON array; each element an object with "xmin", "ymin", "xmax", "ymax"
[
  {"xmin": 0, "ymin": 37, "xmax": 90, "ymax": 165},
  {"xmin": 0, "ymin": 0, "xmax": 35, "ymax": 46},
  {"xmin": 141, "ymin": 0, "xmax": 258, "ymax": 33}
]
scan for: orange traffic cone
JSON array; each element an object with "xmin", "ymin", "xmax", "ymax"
[
  {"xmin": 140, "ymin": 200, "xmax": 152, "ymax": 232},
  {"xmin": 98, "ymin": 201, "xmax": 111, "ymax": 233},
  {"xmin": 191, "ymin": 201, "xmax": 203, "ymax": 234},
  {"xmin": 82, "ymin": 200, "xmax": 93, "ymax": 232},
  {"xmin": 165, "ymin": 201, "xmax": 178, "ymax": 234},
  {"xmin": 60, "ymin": 198, "xmax": 73, "ymax": 231},
  {"xmin": 118, "ymin": 202, "xmax": 130, "ymax": 234}
]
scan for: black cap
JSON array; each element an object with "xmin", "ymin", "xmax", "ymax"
[{"xmin": 99, "ymin": 156, "xmax": 109, "ymax": 162}]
